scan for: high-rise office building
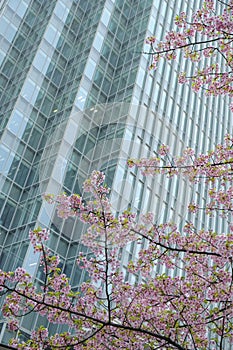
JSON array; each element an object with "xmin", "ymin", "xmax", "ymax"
[{"xmin": 0, "ymin": 0, "xmax": 232, "ymax": 344}]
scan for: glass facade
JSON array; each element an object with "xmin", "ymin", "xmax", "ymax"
[{"xmin": 0, "ymin": 0, "xmax": 232, "ymax": 343}]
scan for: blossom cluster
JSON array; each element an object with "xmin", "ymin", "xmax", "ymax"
[
  {"xmin": 129, "ymin": 134, "xmax": 233, "ymax": 222},
  {"xmin": 0, "ymin": 150, "xmax": 233, "ymax": 348},
  {"xmin": 147, "ymin": 0, "xmax": 233, "ymax": 107},
  {"xmin": 29, "ymin": 227, "xmax": 49, "ymax": 252}
]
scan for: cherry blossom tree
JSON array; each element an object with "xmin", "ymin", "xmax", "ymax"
[
  {"xmin": 1, "ymin": 1, "xmax": 233, "ymax": 348},
  {"xmin": 129, "ymin": 134, "xmax": 233, "ymax": 218},
  {"xmin": 0, "ymin": 134, "xmax": 233, "ymax": 349},
  {"xmin": 146, "ymin": 0, "xmax": 233, "ymax": 110}
]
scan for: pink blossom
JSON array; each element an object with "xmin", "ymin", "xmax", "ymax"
[
  {"xmin": 158, "ymin": 144, "xmax": 170, "ymax": 156},
  {"xmin": 145, "ymin": 0, "xmax": 233, "ymax": 109}
]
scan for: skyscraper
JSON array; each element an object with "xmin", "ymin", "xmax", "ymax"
[{"xmin": 0, "ymin": 0, "xmax": 231, "ymax": 344}]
